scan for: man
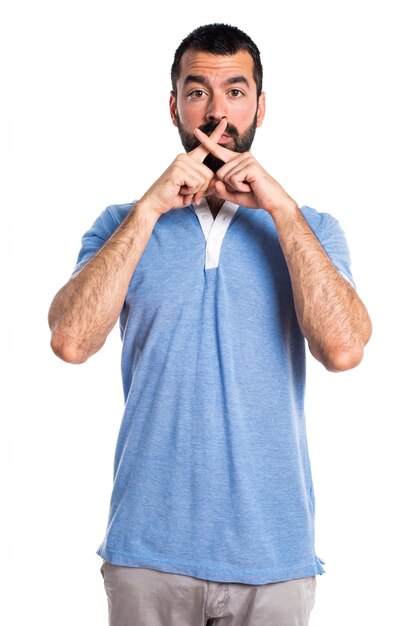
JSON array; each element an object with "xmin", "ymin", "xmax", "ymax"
[{"xmin": 48, "ymin": 23, "xmax": 371, "ymax": 626}]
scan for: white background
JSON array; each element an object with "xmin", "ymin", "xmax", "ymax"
[{"xmin": 2, "ymin": 0, "xmax": 417, "ymax": 624}]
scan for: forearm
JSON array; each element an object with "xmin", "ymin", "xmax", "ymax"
[
  {"xmin": 48, "ymin": 200, "xmax": 159, "ymax": 363},
  {"xmin": 270, "ymin": 203, "xmax": 372, "ymax": 371}
]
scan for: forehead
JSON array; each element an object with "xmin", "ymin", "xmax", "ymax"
[{"xmin": 177, "ymin": 50, "xmax": 256, "ymax": 86}]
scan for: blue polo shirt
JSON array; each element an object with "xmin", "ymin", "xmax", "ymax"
[{"xmin": 74, "ymin": 200, "xmax": 353, "ymax": 584}]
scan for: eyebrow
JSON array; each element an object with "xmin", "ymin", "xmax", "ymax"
[{"xmin": 183, "ymin": 74, "xmax": 250, "ymax": 88}]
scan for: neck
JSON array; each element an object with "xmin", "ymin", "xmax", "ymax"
[{"xmin": 206, "ymin": 195, "xmax": 224, "ymax": 219}]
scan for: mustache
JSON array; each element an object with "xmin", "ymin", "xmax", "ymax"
[{"xmin": 198, "ymin": 120, "xmax": 239, "ymax": 139}]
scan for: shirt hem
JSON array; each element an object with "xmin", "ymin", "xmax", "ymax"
[{"xmin": 96, "ymin": 546, "xmax": 325, "ymax": 584}]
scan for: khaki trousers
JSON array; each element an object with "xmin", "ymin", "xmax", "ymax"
[{"xmin": 101, "ymin": 562, "xmax": 316, "ymax": 626}]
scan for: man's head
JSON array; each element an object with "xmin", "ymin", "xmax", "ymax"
[
  {"xmin": 171, "ymin": 24, "xmax": 263, "ymax": 99},
  {"xmin": 169, "ymin": 24, "xmax": 265, "ymax": 158}
]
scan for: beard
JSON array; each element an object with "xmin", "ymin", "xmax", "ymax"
[{"xmin": 176, "ymin": 113, "xmax": 258, "ymax": 173}]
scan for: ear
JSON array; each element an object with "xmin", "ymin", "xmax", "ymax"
[
  {"xmin": 256, "ymin": 92, "xmax": 266, "ymax": 128},
  {"xmin": 169, "ymin": 91, "xmax": 178, "ymax": 127}
]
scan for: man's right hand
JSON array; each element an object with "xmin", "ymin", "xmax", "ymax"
[
  {"xmin": 49, "ymin": 120, "xmax": 229, "ymax": 364},
  {"xmin": 139, "ymin": 118, "xmax": 228, "ymax": 217}
]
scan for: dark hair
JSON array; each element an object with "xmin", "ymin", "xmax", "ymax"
[{"xmin": 171, "ymin": 23, "xmax": 263, "ymax": 97}]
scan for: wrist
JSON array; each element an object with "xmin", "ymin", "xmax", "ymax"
[
  {"xmin": 132, "ymin": 197, "xmax": 162, "ymax": 223},
  {"xmin": 267, "ymin": 198, "xmax": 299, "ymax": 220}
]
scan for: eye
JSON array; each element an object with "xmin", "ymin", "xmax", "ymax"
[
  {"xmin": 188, "ymin": 89, "xmax": 206, "ymax": 99},
  {"xmin": 229, "ymin": 89, "xmax": 244, "ymax": 97}
]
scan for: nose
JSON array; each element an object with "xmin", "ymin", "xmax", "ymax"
[{"xmin": 205, "ymin": 93, "xmax": 227, "ymax": 122}]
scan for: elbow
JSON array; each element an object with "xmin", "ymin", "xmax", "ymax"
[
  {"xmin": 50, "ymin": 332, "xmax": 89, "ymax": 364},
  {"xmin": 323, "ymin": 345, "xmax": 365, "ymax": 372},
  {"xmin": 311, "ymin": 334, "xmax": 369, "ymax": 372},
  {"xmin": 315, "ymin": 314, "xmax": 372, "ymax": 373},
  {"xmin": 48, "ymin": 296, "xmax": 94, "ymax": 364},
  {"xmin": 308, "ymin": 306, "xmax": 372, "ymax": 372}
]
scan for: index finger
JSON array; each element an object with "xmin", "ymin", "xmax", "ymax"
[
  {"xmin": 190, "ymin": 117, "xmax": 228, "ymax": 163},
  {"xmin": 193, "ymin": 126, "xmax": 236, "ymax": 163}
]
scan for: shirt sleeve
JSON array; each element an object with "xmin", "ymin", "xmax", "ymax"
[
  {"xmin": 72, "ymin": 202, "xmax": 135, "ymax": 274},
  {"xmin": 300, "ymin": 206, "xmax": 356, "ymax": 289}
]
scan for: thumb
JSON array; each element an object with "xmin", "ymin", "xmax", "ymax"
[
  {"xmin": 214, "ymin": 180, "xmax": 253, "ymax": 206},
  {"xmin": 214, "ymin": 180, "xmax": 228, "ymax": 197}
]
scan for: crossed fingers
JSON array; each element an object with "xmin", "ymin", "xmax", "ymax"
[
  {"xmin": 194, "ymin": 125, "xmax": 234, "ymax": 164},
  {"xmin": 190, "ymin": 117, "xmax": 228, "ymax": 163},
  {"xmin": 175, "ymin": 118, "xmax": 228, "ymax": 205},
  {"xmin": 194, "ymin": 127, "xmax": 253, "ymax": 194}
]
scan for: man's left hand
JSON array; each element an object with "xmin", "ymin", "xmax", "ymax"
[{"xmin": 193, "ymin": 126, "xmax": 297, "ymax": 216}]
